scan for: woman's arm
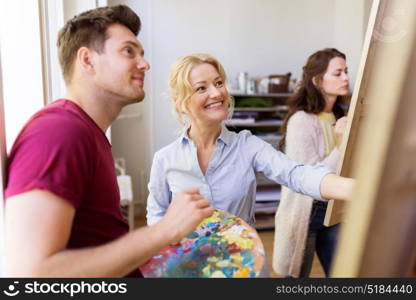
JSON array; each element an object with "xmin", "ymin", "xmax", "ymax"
[
  {"xmin": 146, "ymin": 153, "xmax": 172, "ymax": 225},
  {"xmin": 320, "ymin": 173, "xmax": 355, "ymax": 201}
]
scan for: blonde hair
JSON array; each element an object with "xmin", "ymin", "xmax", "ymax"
[{"xmin": 168, "ymin": 53, "xmax": 234, "ymax": 132}]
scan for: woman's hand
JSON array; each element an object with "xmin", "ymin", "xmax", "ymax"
[{"xmin": 334, "ymin": 116, "xmax": 348, "ymax": 147}]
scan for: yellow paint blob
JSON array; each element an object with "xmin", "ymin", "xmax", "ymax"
[
  {"xmin": 221, "ymin": 232, "xmax": 253, "ymax": 249},
  {"xmin": 233, "ymin": 267, "xmax": 250, "ymax": 278},
  {"xmin": 216, "ymin": 260, "xmax": 230, "ymax": 268},
  {"xmin": 202, "ymin": 265, "xmax": 211, "ymax": 277},
  {"xmin": 198, "ymin": 211, "xmax": 221, "ymax": 228}
]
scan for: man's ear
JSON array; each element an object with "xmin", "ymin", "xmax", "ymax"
[{"xmin": 77, "ymin": 46, "xmax": 95, "ymax": 74}]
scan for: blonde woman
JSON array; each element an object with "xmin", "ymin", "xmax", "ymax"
[{"xmin": 146, "ymin": 54, "xmax": 353, "ymax": 274}]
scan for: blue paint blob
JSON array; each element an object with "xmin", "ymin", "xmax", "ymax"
[{"xmin": 187, "ymin": 232, "xmax": 199, "ymax": 239}]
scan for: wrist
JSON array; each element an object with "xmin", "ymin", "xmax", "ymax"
[
  {"xmin": 152, "ymin": 218, "xmax": 178, "ymax": 245},
  {"xmin": 335, "ymin": 139, "xmax": 342, "ymax": 148}
]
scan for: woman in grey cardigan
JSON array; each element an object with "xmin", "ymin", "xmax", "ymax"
[{"xmin": 273, "ymin": 48, "xmax": 349, "ymax": 277}]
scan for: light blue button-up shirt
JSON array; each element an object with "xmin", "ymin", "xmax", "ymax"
[{"xmin": 146, "ymin": 126, "xmax": 332, "ymax": 226}]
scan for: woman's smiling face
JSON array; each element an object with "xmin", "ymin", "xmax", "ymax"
[{"xmin": 186, "ymin": 63, "xmax": 230, "ymax": 126}]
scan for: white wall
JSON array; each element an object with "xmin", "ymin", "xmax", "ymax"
[
  {"xmin": 0, "ymin": 0, "xmax": 47, "ymax": 150},
  {"xmin": 109, "ymin": 0, "xmax": 153, "ymax": 206},
  {"xmin": 43, "ymin": 0, "xmax": 66, "ymax": 102},
  {"xmin": 64, "ymin": 0, "xmax": 100, "ymax": 20},
  {"xmin": 129, "ymin": 0, "xmax": 370, "ymax": 151},
  {"xmin": 109, "ymin": 0, "xmax": 371, "ymax": 205}
]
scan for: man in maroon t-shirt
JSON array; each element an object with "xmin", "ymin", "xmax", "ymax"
[{"xmin": 4, "ymin": 5, "xmax": 214, "ymax": 277}]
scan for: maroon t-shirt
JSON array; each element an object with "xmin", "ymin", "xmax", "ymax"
[{"xmin": 5, "ymin": 99, "xmax": 142, "ymax": 277}]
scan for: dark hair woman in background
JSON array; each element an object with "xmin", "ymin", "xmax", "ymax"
[{"xmin": 273, "ymin": 48, "xmax": 349, "ymax": 277}]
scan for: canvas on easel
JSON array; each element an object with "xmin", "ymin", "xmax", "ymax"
[{"xmin": 329, "ymin": 0, "xmax": 416, "ymax": 277}]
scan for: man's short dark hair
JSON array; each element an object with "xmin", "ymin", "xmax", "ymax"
[{"xmin": 57, "ymin": 5, "xmax": 141, "ymax": 84}]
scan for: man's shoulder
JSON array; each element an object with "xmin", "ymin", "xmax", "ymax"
[
  {"xmin": 13, "ymin": 102, "xmax": 96, "ymax": 155},
  {"xmin": 27, "ymin": 101, "xmax": 94, "ymax": 140},
  {"xmin": 35, "ymin": 100, "xmax": 89, "ymax": 129}
]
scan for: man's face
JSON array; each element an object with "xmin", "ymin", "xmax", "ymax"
[{"xmin": 91, "ymin": 24, "xmax": 150, "ymax": 105}]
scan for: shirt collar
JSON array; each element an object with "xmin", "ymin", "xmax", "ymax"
[
  {"xmin": 217, "ymin": 125, "xmax": 233, "ymax": 145},
  {"xmin": 180, "ymin": 124, "xmax": 234, "ymax": 146}
]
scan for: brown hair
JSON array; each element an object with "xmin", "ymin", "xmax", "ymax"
[
  {"xmin": 279, "ymin": 48, "xmax": 346, "ymax": 150},
  {"xmin": 57, "ymin": 5, "xmax": 141, "ymax": 84}
]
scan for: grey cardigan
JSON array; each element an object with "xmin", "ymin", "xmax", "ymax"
[{"xmin": 272, "ymin": 111, "xmax": 340, "ymax": 277}]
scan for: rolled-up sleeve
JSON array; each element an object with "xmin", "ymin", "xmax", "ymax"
[
  {"xmin": 248, "ymin": 135, "xmax": 332, "ymax": 200},
  {"xmin": 146, "ymin": 152, "xmax": 172, "ymax": 225}
]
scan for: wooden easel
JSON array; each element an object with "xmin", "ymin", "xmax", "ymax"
[
  {"xmin": 324, "ymin": 0, "xmax": 380, "ymax": 227},
  {"xmin": 328, "ymin": 0, "xmax": 416, "ymax": 277}
]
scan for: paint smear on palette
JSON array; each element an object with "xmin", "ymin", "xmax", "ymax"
[{"xmin": 140, "ymin": 209, "xmax": 265, "ymax": 278}]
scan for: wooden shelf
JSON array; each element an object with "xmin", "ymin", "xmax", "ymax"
[
  {"xmin": 225, "ymin": 120, "xmax": 283, "ymax": 127},
  {"xmin": 230, "ymin": 92, "xmax": 286, "ymax": 222},
  {"xmin": 256, "ymin": 186, "xmax": 281, "ymax": 201},
  {"xmin": 254, "ymin": 214, "xmax": 275, "ymax": 230},
  {"xmin": 234, "ymin": 106, "xmax": 288, "ymax": 112},
  {"xmin": 231, "ymin": 92, "xmax": 292, "ymax": 98}
]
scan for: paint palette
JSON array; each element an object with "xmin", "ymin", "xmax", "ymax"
[{"xmin": 140, "ymin": 209, "xmax": 265, "ymax": 278}]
